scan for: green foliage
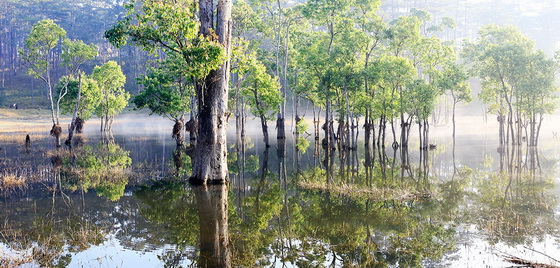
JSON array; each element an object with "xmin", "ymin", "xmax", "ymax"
[
  {"xmin": 60, "ymin": 39, "xmax": 98, "ymax": 73},
  {"xmin": 20, "ymin": 19, "xmax": 98, "ymax": 128},
  {"xmin": 464, "ymin": 24, "xmax": 558, "ymax": 144},
  {"xmin": 434, "ymin": 62, "xmax": 472, "ymax": 104},
  {"xmin": 20, "ymin": 19, "xmax": 66, "ymax": 79},
  {"xmin": 92, "ymin": 61, "xmax": 129, "ymax": 119},
  {"xmin": 407, "ymin": 79, "xmax": 438, "ymax": 121},
  {"xmin": 105, "ymin": 0, "xmax": 225, "ymax": 80},
  {"xmin": 57, "ymin": 76, "xmax": 102, "ymax": 120},
  {"xmin": 241, "ymin": 62, "xmax": 282, "ymax": 120},
  {"xmin": 295, "ymin": 119, "xmax": 308, "ymax": 135},
  {"xmin": 367, "ymin": 55, "xmax": 416, "ymax": 120},
  {"xmin": 134, "ymin": 54, "xmax": 193, "ymax": 120},
  {"xmin": 385, "ymin": 16, "xmax": 421, "ymax": 56},
  {"xmin": 296, "ymin": 137, "xmax": 310, "ymax": 153}
]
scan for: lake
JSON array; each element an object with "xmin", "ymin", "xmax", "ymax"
[{"xmin": 1, "ymin": 114, "xmax": 560, "ymax": 267}]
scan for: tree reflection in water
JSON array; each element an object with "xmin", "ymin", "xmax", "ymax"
[
  {"xmin": 1, "ymin": 129, "xmax": 560, "ymax": 266},
  {"xmin": 195, "ymin": 184, "xmax": 231, "ymax": 267},
  {"xmin": 472, "ymin": 146, "xmax": 559, "ymax": 246}
]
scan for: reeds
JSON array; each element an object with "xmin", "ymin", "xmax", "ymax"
[
  {"xmin": 0, "ymin": 217, "xmax": 105, "ymax": 267},
  {"xmin": 0, "ymin": 174, "xmax": 27, "ymax": 192},
  {"xmin": 297, "ymin": 180, "xmax": 434, "ymax": 202}
]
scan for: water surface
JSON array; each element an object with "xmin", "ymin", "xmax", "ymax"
[{"xmin": 1, "ymin": 117, "xmax": 560, "ymax": 267}]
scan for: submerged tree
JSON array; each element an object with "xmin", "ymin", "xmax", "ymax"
[
  {"xmin": 20, "ymin": 19, "xmax": 66, "ymax": 145},
  {"xmin": 57, "ymin": 76, "xmax": 102, "ymax": 142},
  {"xmin": 59, "ymin": 39, "xmax": 98, "ymax": 144},
  {"xmin": 92, "ymin": 61, "xmax": 129, "ymax": 132},
  {"xmin": 134, "ymin": 54, "xmax": 194, "ymax": 147},
  {"xmin": 434, "ymin": 62, "xmax": 471, "ymax": 139},
  {"xmin": 105, "ymin": 0, "xmax": 232, "ymax": 184},
  {"xmin": 241, "ymin": 62, "xmax": 282, "ymax": 147}
]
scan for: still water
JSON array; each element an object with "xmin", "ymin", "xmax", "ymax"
[{"xmin": 1, "ymin": 116, "xmax": 560, "ymax": 267}]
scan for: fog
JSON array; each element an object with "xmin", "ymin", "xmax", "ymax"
[{"xmin": 380, "ymin": 0, "xmax": 560, "ymax": 55}]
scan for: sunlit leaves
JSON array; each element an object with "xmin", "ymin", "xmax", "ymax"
[
  {"xmin": 241, "ymin": 62, "xmax": 282, "ymax": 121},
  {"xmin": 105, "ymin": 0, "xmax": 225, "ymax": 80},
  {"xmin": 464, "ymin": 24, "xmax": 558, "ymax": 144},
  {"xmin": 134, "ymin": 53, "xmax": 192, "ymax": 121},
  {"xmin": 61, "ymin": 39, "xmax": 98, "ymax": 73},
  {"xmin": 20, "ymin": 19, "xmax": 66, "ymax": 79},
  {"xmin": 92, "ymin": 61, "xmax": 129, "ymax": 120},
  {"xmin": 57, "ymin": 76, "xmax": 102, "ymax": 120}
]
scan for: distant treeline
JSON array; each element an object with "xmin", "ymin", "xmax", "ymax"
[{"xmin": 0, "ymin": 0, "xmax": 149, "ymax": 107}]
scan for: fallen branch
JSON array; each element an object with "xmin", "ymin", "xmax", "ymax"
[{"xmin": 502, "ymin": 254, "xmax": 560, "ymax": 268}]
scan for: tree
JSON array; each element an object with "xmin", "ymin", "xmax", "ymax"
[
  {"xmin": 57, "ymin": 76, "xmax": 102, "ymax": 136},
  {"xmin": 20, "ymin": 19, "xmax": 67, "ymax": 146},
  {"xmin": 134, "ymin": 54, "xmax": 194, "ymax": 147},
  {"xmin": 434, "ymin": 62, "xmax": 472, "ymax": 139},
  {"xmin": 21, "ymin": 19, "xmax": 97, "ymax": 147},
  {"xmin": 59, "ymin": 39, "xmax": 98, "ymax": 145},
  {"xmin": 92, "ymin": 61, "xmax": 129, "ymax": 132},
  {"xmin": 366, "ymin": 55, "xmax": 415, "ymax": 148},
  {"xmin": 105, "ymin": 0, "xmax": 232, "ymax": 185},
  {"xmin": 241, "ymin": 62, "xmax": 282, "ymax": 147},
  {"xmin": 464, "ymin": 25, "xmax": 557, "ymax": 146}
]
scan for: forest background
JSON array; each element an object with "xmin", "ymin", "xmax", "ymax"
[{"xmin": 2, "ymin": 0, "xmax": 560, "ymax": 145}]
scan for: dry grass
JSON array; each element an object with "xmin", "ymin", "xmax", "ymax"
[
  {"xmin": 298, "ymin": 180, "xmax": 434, "ymax": 201},
  {"xmin": 0, "ymin": 174, "xmax": 28, "ymax": 192},
  {"xmin": 0, "ymin": 249, "xmax": 34, "ymax": 268},
  {"xmin": 0, "ymin": 108, "xmax": 71, "ymax": 134},
  {"xmin": 0, "ymin": 132, "xmax": 50, "ymax": 144}
]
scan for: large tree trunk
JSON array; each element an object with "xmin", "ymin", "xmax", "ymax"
[{"xmin": 190, "ymin": 0, "xmax": 232, "ymax": 185}]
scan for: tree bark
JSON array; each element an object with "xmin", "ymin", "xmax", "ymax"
[
  {"xmin": 260, "ymin": 114, "xmax": 269, "ymax": 147},
  {"xmin": 190, "ymin": 0, "xmax": 232, "ymax": 185},
  {"xmin": 66, "ymin": 74, "xmax": 83, "ymax": 147}
]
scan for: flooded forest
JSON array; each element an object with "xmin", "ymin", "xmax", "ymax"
[{"xmin": 2, "ymin": 0, "xmax": 560, "ymax": 267}]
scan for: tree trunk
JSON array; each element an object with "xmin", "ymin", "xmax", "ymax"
[
  {"xmin": 276, "ymin": 117, "xmax": 285, "ymax": 140},
  {"xmin": 50, "ymin": 124, "xmax": 62, "ymax": 148},
  {"xmin": 172, "ymin": 117, "xmax": 185, "ymax": 147},
  {"xmin": 452, "ymin": 100, "xmax": 456, "ymax": 139},
  {"xmin": 190, "ymin": 0, "xmax": 232, "ymax": 185},
  {"xmin": 260, "ymin": 114, "xmax": 269, "ymax": 147},
  {"xmin": 66, "ymin": 74, "xmax": 82, "ymax": 146}
]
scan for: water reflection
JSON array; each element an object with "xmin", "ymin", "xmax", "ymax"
[
  {"xmin": 196, "ymin": 184, "xmax": 231, "ymax": 267},
  {"xmin": 1, "ymin": 126, "xmax": 560, "ymax": 266}
]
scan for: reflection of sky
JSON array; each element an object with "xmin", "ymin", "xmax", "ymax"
[{"xmin": 70, "ymin": 237, "xmax": 193, "ymax": 268}]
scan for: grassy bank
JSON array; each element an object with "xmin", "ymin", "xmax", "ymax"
[{"xmin": 0, "ymin": 108, "xmax": 66, "ymax": 134}]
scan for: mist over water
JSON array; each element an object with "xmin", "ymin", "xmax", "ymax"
[{"xmin": 2, "ymin": 107, "xmax": 560, "ymax": 266}]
